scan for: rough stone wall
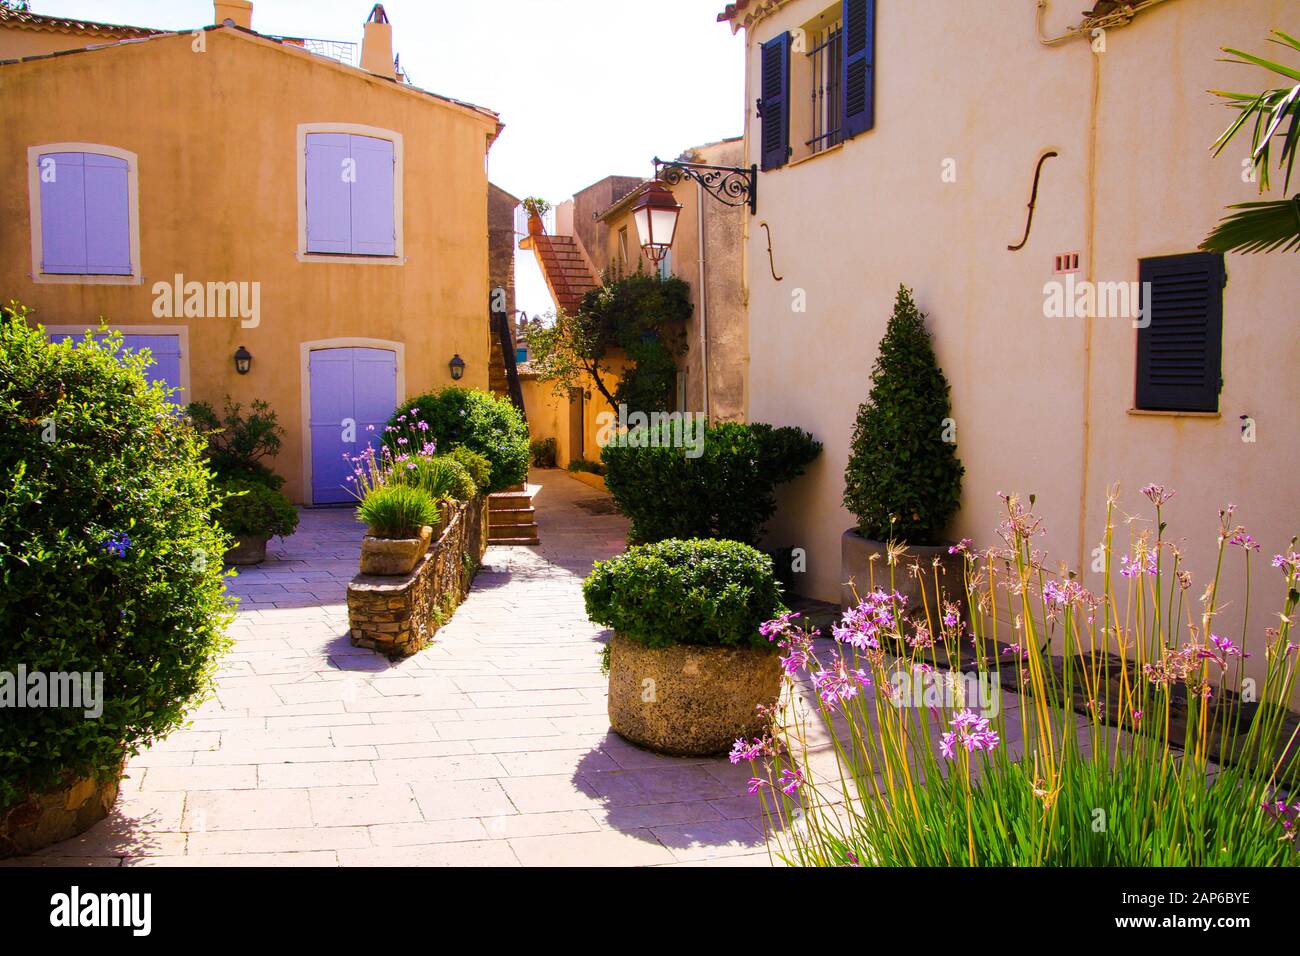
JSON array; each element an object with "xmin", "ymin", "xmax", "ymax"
[
  {"xmin": 347, "ymin": 497, "xmax": 489, "ymax": 658},
  {"xmin": 1, "ymin": 771, "xmax": 121, "ymax": 859}
]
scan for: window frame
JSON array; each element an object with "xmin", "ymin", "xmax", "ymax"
[
  {"xmin": 27, "ymin": 143, "xmax": 142, "ymax": 285},
  {"xmin": 296, "ymin": 122, "xmax": 405, "ymax": 265}
]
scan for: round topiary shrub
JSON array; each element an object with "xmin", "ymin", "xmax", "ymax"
[
  {"xmin": 388, "ymin": 388, "xmax": 528, "ymax": 494},
  {"xmin": 583, "ymin": 538, "xmax": 785, "ymax": 651},
  {"xmin": 444, "ymin": 445, "xmax": 492, "ymax": 494},
  {"xmin": 0, "ymin": 308, "xmax": 232, "ymax": 819},
  {"xmin": 215, "ymin": 479, "xmax": 299, "ymax": 539}
]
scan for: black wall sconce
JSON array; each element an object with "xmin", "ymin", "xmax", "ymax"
[
  {"xmin": 449, "ymin": 353, "xmax": 465, "ymax": 381},
  {"xmin": 234, "ymin": 345, "xmax": 252, "ymax": 375}
]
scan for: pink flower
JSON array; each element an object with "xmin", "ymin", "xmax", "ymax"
[
  {"xmin": 1140, "ymin": 484, "xmax": 1177, "ymax": 507},
  {"xmin": 939, "ymin": 709, "xmax": 1000, "ymax": 760},
  {"xmin": 778, "ymin": 768, "xmax": 803, "ymax": 795},
  {"xmin": 812, "ymin": 654, "xmax": 871, "ymax": 711},
  {"xmin": 729, "ymin": 737, "xmax": 772, "ymax": 765}
]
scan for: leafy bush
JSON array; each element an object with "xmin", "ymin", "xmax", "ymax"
[
  {"xmin": 602, "ymin": 421, "xmax": 821, "ymax": 545},
  {"xmin": 567, "ymin": 457, "xmax": 604, "ymax": 475},
  {"xmin": 843, "ymin": 285, "xmax": 963, "ymax": 544},
  {"xmin": 357, "ymin": 483, "xmax": 439, "ymax": 539},
  {"xmin": 215, "ymin": 479, "xmax": 298, "ymax": 540},
  {"xmin": 187, "ymin": 397, "xmax": 286, "ymax": 490},
  {"xmin": 0, "ymin": 307, "xmax": 232, "ymax": 809},
  {"xmin": 530, "ymin": 436, "xmax": 558, "ymax": 468},
  {"xmin": 399, "ymin": 455, "xmax": 476, "ymax": 503},
  {"xmin": 583, "ymin": 538, "xmax": 785, "ymax": 651},
  {"xmin": 388, "ymin": 388, "xmax": 527, "ymax": 494},
  {"xmin": 445, "ymin": 445, "xmax": 491, "ymax": 492}
]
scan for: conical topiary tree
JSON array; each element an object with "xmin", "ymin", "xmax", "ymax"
[{"xmin": 843, "ymin": 285, "xmax": 963, "ymax": 545}]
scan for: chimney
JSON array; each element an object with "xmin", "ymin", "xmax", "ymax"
[
  {"xmin": 361, "ymin": 4, "xmax": 396, "ymax": 80},
  {"xmin": 213, "ymin": 0, "xmax": 253, "ymax": 29}
]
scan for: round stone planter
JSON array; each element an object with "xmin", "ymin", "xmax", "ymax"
[
  {"xmin": 0, "ymin": 771, "xmax": 122, "ymax": 860},
  {"xmin": 223, "ymin": 534, "xmax": 269, "ymax": 566},
  {"xmin": 359, "ymin": 525, "xmax": 433, "ymax": 576},
  {"xmin": 841, "ymin": 529, "xmax": 967, "ymax": 624},
  {"xmin": 607, "ymin": 632, "xmax": 781, "ymax": 757}
]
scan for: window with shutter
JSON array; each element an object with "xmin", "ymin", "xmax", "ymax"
[
  {"xmin": 36, "ymin": 149, "xmax": 133, "ymax": 276},
  {"xmin": 760, "ymin": 33, "xmax": 791, "ymax": 171},
  {"xmin": 1135, "ymin": 252, "xmax": 1225, "ymax": 413},
  {"xmin": 301, "ymin": 126, "xmax": 401, "ymax": 259},
  {"xmin": 841, "ymin": 0, "xmax": 876, "ymax": 139}
]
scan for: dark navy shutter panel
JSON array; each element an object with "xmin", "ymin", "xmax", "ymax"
[
  {"xmin": 1135, "ymin": 253, "xmax": 1225, "ymax": 413},
  {"xmin": 759, "ymin": 32, "xmax": 791, "ymax": 171},
  {"xmin": 841, "ymin": 0, "xmax": 876, "ymax": 138}
]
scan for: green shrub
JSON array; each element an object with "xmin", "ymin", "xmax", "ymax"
[
  {"xmin": 388, "ymin": 388, "xmax": 527, "ymax": 494},
  {"xmin": 357, "ymin": 483, "xmax": 439, "ymax": 538},
  {"xmin": 530, "ymin": 436, "xmax": 558, "ymax": 468},
  {"xmin": 0, "ymin": 307, "xmax": 232, "ymax": 809},
  {"xmin": 187, "ymin": 397, "xmax": 286, "ymax": 490},
  {"xmin": 601, "ymin": 421, "xmax": 821, "ymax": 545},
  {"xmin": 399, "ymin": 455, "xmax": 476, "ymax": 503},
  {"xmin": 567, "ymin": 457, "xmax": 604, "ymax": 475},
  {"xmin": 215, "ymin": 479, "xmax": 298, "ymax": 540},
  {"xmin": 843, "ymin": 285, "xmax": 963, "ymax": 544},
  {"xmin": 445, "ymin": 445, "xmax": 492, "ymax": 493},
  {"xmin": 583, "ymin": 538, "xmax": 785, "ymax": 651}
]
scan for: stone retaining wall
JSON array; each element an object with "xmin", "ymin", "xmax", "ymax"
[
  {"xmin": 1, "ymin": 771, "xmax": 121, "ymax": 859},
  {"xmin": 347, "ymin": 496, "xmax": 489, "ymax": 658}
]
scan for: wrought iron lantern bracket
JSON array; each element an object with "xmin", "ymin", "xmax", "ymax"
[{"xmin": 652, "ymin": 157, "xmax": 758, "ymax": 215}]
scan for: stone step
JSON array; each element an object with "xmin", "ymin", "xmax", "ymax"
[
  {"xmin": 489, "ymin": 492, "xmax": 532, "ymax": 510},
  {"xmin": 488, "ymin": 536, "xmax": 540, "ymax": 546},
  {"xmin": 491, "ymin": 508, "xmax": 536, "ymax": 526}
]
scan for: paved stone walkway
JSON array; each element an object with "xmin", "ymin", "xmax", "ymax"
[{"xmin": 9, "ymin": 470, "xmax": 771, "ymax": 867}]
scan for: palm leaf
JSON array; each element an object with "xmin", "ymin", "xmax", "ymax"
[
  {"xmin": 1210, "ymin": 31, "xmax": 1300, "ymax": 193},
  {"xmin": 1200, "ymin": 196, "xmax": 1300, "ymax": 254}
]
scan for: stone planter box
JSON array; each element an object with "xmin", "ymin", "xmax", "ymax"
[
  {"xmin": 224, "ymin": 534, "xmax": 269, "ymax": 566},
  {"xmin": 607, "ymin": 632, "xmax": 781, "ymax": 756},
  {"xmin": 359, "ymin": 525, "xmax": 433, "ymax": 576},
  {"xmin": 1, "ymin": 770, "xmax": 122, "ymax": 860},
  {"xmin": 347, "ymin": 497, "xmax": 488, "ymax": 658},
  {"xmin": 841, "ymin": 529, "xmax": 966, "ymax": 625}
]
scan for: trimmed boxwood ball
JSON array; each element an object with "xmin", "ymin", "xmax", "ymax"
[
  {"xmin": 0, "ymin": 308, "xmax": 233, "ymax": 810},
  {"xmin": 388, "ymin": 387, "xmax": 528, "ymax": 494},
  {"xmin": 215, "ymin": 479, "xmax": 299, "ymax": 540},
  {"xmin": 583, "ymin": 538, "xmax": 786, "ymax": 651}
]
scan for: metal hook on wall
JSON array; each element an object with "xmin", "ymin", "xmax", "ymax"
[
  {"xmin": 759, "ymin": 221, "xmax": 783, "ymax": 281},
  {"xmin": 1008, "ymin": 150, "xmax": 1059, "ymax": 251}
]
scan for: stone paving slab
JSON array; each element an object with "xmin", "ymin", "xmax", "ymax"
[{"xmin": 4, "ymin": 469, "xmax": 773, "ymax": 867}]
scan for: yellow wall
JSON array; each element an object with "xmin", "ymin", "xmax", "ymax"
[
  {"xmin": 1, "ymin": 28, "xmax": 498, "ymax": 503},
  {"xmin": 738, "ymin": 0, "xmax": 1299, "ymax": 696},
  {"xmin": 520, "ymin": 363, "xmax": 625, "ymax": 470}
]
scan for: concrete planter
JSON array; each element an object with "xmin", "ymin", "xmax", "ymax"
[
  {"xmin": 223, "ymin": 534, "xmax": 269, "ymax": 566},
  {"xmin": 841, "ymin": 529, "xmax": 966, "ymax": 623},
  {"xmin": 607, "ymin": 632, "xmax": 781, "ymax": 756},
  {"xmin": 359, "ymin": 525, "xmax": 433, "ymax": 576},
  {"xmin": 0, "ymin": 769, "xmax": 122, "ymax": 860}
]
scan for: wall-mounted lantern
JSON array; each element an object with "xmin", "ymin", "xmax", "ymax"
[
  {"xmin": 630, "ymin": 181, "xmax": 682, "ymax": 265},
  {"xmin": 234, "ymin": 345, "xmax": 252, "ymax": 375},
  {"xmin": 449, "ymin": 353, "xmax": 466, "ymax": 381}
]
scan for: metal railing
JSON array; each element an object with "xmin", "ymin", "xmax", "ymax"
[{"xmin": 806, "ymin": 23, "xmax": 843, "ymax": 154}]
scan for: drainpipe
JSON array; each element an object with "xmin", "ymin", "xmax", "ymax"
[{"xmin": 697, "ymin": 181, "xmax": 710, "ymax": 420}]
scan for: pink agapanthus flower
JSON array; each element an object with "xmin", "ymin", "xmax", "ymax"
[
  {"xmin": 812, "ymin": 654, "xmax": 871, "ymax": 711},
  {"xmin": 939, "ymin": 709, "xmax": 1000, "ymax": 760},
  {"xmin": 729, "ymin": 736, "xmax": 773, "ymax": 765}
]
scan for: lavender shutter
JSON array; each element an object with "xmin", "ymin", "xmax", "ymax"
[
  {"xmin": 83, "ymin": 153, "xmax": 132, "ymax": 275},
  {"xmin": 305, "ymin": 133, "xmax": 352, "ymax": 254},
  {"xmin": 309, "ymin": 349, "xmax": 358, "ymax": 504},
  {"xmin": 349, "ymin": 135, "xmax": 396, "ymax": 256},
  {"xmin": 759, "ymin": 33, "xmax": 791, "ymax": 171},
  {"xmin": 38, "ymin": 152, "xmax": 88, "ymax": 274},
  {"xmin": 841, "ymin": 0, "xmax": 876, "ymax": 139}
]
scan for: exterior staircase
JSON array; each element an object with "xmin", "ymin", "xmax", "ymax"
[
  {"xmin": 488, "ymin": 482, "xmax": 539, "ymax": 545},
  {"xmin": 526, "ymin": 234, "xmax": 599, "ymax": 315}
]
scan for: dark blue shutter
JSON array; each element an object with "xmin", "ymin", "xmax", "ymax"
[
  {"xmin": 759, "ymin": 32, "xmax": 791, "ymax": 171},
  {"xmin": 1135, "ymin": 253, "xmax": 1225, "ymax": 413},
  {"xmin": 841, "ymin": 0, "xmax": 876, "ymax": 138}
]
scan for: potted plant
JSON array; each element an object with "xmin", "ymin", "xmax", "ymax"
[
  {"xmin": 215, "ymin": 479, "xmax": 299, "ymax": 565},
  {"xmin": 356, "ymin": 483, "xmax": 439, "ymax": 575},
  {"xmin": 398, "ymin": 454, "xmax": 478, "ymax": 548},
  {"xmin": 583, "ymin": 538, "xmax": 786, "ymax": 756},
  {"xmin": 1, "ymin": 308, "xmax": 231, "ymax": 858},
  {"xmin": 522, "ymin": 196, "xmax": 550, "ymax": 236},
  {"xmin": 842, "ymin": 285, "xmax": 965, "ymax": 616}
]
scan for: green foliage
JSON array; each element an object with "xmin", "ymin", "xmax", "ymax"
[
  {"xmin": 399, "ymin": 455, "xmax": 476, "ymax": 503},
  {"xmin": 357, "ymin": 483, "xmax": 439, "ymax": 539},
  {"xmin": 187, "ymin": 397, "xmax": 286, "ymax": 490},
  {"xmin": 215, "ymin": 479, "xmax": 298, "ymax": 540},
  {"xmin": 526, "ymin": 272, "xmax": 692, "ymax": 414},
  {"xmin": 521, "ymin": 196, "xmax": 551, "ymax": 218},
  {"xmin": 0, "ymin": 305, "xmax": 232, "ymax": 808},
  {"xmin": 602, "ymin": 421, "xmax": 821, "ymax": 546},
  {"xmin": 388, "ymin": 388, "xmax": 528, "ymax": 493},
  {"xmin": 530, "ymin": 436, "xmax": 558, "ymax": 468},
  {"xmin": 843, "ymin": 285, "xmax": 963, "ymax": 545},
  {"xmin": 583, "ymin": 539, "xmax": 785, "ymax": 651},
  {"xmin": 567, "ymin": 457, "xmax": 605, "ymax": 475},
  {"xmin": 444, "ymin": 445, "xmax": 491, "ymax": 492}
]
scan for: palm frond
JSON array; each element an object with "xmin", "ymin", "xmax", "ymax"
[
  {"xmin": 1211, "ymin": 31, "xmax": 1300, "ymax": 194},
  {"xmin": 1200, "ymin": 196, "xmax": 1300, "ymax": 254}
]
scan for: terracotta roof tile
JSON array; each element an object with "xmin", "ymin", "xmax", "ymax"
[{"xmin": 0, "ymin": 7, "xmax": 161, "ymax": 38}]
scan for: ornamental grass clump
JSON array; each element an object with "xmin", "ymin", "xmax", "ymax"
[
  {"xmin": 740, "ymin": 486, "xmax": 1300, "ymax": 866},
  {"xmin": 356, "ymin": 483, "xmax": 439, "ymax": 540}
]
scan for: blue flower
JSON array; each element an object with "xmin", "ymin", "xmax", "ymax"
[{"xmin": 101, "ymin": 532, "xmax": 131, "ymax": 558}]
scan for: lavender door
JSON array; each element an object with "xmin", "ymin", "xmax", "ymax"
[
  {"xmin": 309, "ymin": 347, "xmax": 397, "ymax": 505},
  {"xmin": 47, "ymin": 332, "xmax": 182, "ymax": 402}
]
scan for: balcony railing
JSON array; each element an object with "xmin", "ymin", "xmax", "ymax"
[{"xmin": 274, "ymin": 36, "xmax": 358, "ymax": 67}]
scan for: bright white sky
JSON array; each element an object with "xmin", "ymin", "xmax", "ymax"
[{"xmin": 34, "ymin": 0, "xmax": 746, "ymax": 320}]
